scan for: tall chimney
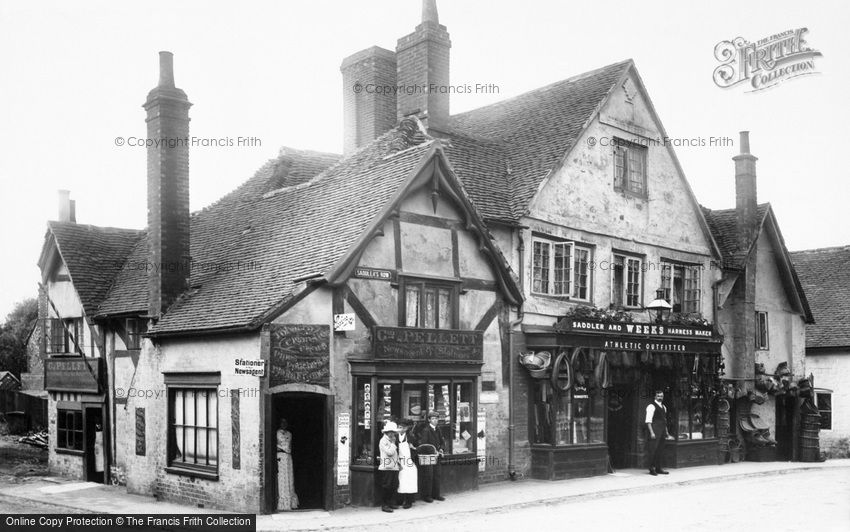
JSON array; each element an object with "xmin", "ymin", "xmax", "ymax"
[
  {"xmin": 57, "ymin": 190, "xmax": 74, "ymax": 222},
  {"xmin": 396, "ymin": 0, "xmax": 451, "ymax": 130},
  {"xmin": 733, "ymin": 131, "xmax": 758, "ymax": 249},
  {"xmin": 144, "ymin": 51, "xmax": 191, "ymax": 318},
  {"xmin": 341, "ymin": 46, "xmax": 398, "ymax": 155}
]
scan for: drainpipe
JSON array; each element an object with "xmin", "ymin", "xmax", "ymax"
[{"xmin": 507, "ymin": 229, "xmax": 525, "ymax": 480}]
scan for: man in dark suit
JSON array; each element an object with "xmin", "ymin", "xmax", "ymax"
[
  {"xmin": 645, "ymin": 390, "xmax": 674, "ymax": 475},
  {"xmin": 416, "ymin": 411, "xmax": 446, "ymax": 502}
]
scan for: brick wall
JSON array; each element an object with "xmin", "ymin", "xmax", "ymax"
[
  {"xmin": 396, "ymin": 19, "xmax": 451, "ymax": 129},
  {"xmin": 341, "ymin": 46, "xmax": 397, "ymax": 155}
]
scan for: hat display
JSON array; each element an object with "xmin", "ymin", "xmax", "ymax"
[{"xmin": 382, "ymin": 421, "xmax": 399, "ymax": 433}]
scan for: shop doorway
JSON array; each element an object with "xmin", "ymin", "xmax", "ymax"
[
  {"xmin": 606, "ymin": 383, "xmax": 636, "ymax": 469},
  {"xmin": 775, "ymin": 395, "xmax": 795, "ymax": 460},
  {"xmin": 271, "ymin": 392, "xmax": 331, "ymax": 511},
  {"xmin": 83, "ymin": 405, "xmax": 105, "ymax": 483}
]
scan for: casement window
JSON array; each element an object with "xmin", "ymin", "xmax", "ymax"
[
  {"xmin": 165, "ymin": 373, "xmax": 220, "ymax": 478},
  {"xmin": 532, "ymin": 238, "xmax": 592, "ymax": 300},
  {"xmin": 126, "ymin": 318, "xmax": 146, "ymax": 350},
  {"xmin": 661, "ymin": 262, "xmax": 703, "ymax": 314},
  {"xmin": 45, "ymin": 317, "xmax": 85, "ymax": 355},
  {"xmin": 611, "ymin": 254, "xmax": 642, "ymax": 308},
  {"xmin": 755, "ymin": 311, "xmax": 769, "ymax": 350},
  {"xmin": 402, "ymin": 279, "xmax": 458, "ymax": 329},
  {"xmin": 816, "ymin": 392, "xmax": 832, "ymax": 430},
  {"xmin": 613, "ymin": 139, "xmax": 647, "ymax": 197},
  {"xmin": 56, "ymin": 409, "xmax": 83, "ymax": 451}
]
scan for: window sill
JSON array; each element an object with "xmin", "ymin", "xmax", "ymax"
[
  {"xmin": 614, "ymin": 187, "xmax": 648, "ymax": 201},
  {"xmin": 165, "ymin": 465, "xmax": 219, "ymax": 481},
  {"xmin": 55, "ymin": 448, "xmax": 84, "ymax": 456}
]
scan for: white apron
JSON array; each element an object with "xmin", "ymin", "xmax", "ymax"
[{"xmin": 397, "ymin": 434, "xmax": 418, "ymax": 494}]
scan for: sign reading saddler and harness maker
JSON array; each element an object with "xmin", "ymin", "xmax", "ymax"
[
  {"xmin": 373, "ymin": 327, "xmax": 483, "ymax": 361},
  {"xmin": 551, "ymin": 318, "xmax": 721, "ymax": 354}
]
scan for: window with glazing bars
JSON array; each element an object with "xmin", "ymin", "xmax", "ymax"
[
  {"xmin": 404, "ymin": 280, "xmax": 456, "ymax": 329},
  {"xmin": 168, "ymin": 388, "xmax": 218, "ymax": 472}
]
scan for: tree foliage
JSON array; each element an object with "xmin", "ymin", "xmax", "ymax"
[{"xmin": 0, "ymin": 298, "xmax": 38, "ymax": 378}]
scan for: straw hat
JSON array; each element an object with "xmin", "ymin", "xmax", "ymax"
[{"xmin": 382, "ymin": 421, "xmax": 399, "ymax": 433}]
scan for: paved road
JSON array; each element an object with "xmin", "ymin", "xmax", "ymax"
[
  {"xmin": 347, "ymin": 468, "xmax": 850, "ymax": 532},
  {"xmin": 0, "ymin": 493, "xmax": 85, "ymax": 514}
]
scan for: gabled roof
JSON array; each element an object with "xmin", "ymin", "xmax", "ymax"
[
  {"xmin": 38, "ymin": 222, "xmax": 143, "ymax": 317},
  {"xmin": 791, "ymin": 246, "xmax": 850, "ymax": 349},
  {"xmin": 702, "ymin": 203, "xmax": 813, "ymax": 323},
  {"xmin": 701, "ymin": 204, "xmax": 771, "ymax": 270},
  {"xmin": 144, "ymin": 118, "xmax": 520, "ymax": 335},
  {"xmin": 447, "ymin": 60, "xmax": 632, "ymax": 220}
]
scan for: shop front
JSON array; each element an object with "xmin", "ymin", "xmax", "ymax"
[
  {"xmin": 348, "ymin": 326, "xmax": 482, "ymax": 506},
  {"xmin": 44, "ymin": 355, "xmax": 109, "ymax": 484},
  {"xmin": 522, "ymin": 318, "xmax": 723, "ymax": 479}
]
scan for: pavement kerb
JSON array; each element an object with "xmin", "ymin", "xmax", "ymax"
[{"xmin": 260, "ymin": 463, "xmax": 850, "ymax": 532}]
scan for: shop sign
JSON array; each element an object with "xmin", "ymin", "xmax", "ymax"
[
  {"xmin": 44, "ymin": 357, "xmax": 102, "ymax": 393},
  {"xmin": 373, "ymin": 327, "xmax": 484, "ymax": 361},
  {"xmin": 477, "ymin": 408, "xmax": 486, "ymax": 472},
  {"xmin": 353, "ymin": 267, "xmax": 393, "ymax": 281},
  {"xmin": 234, "ymin": 358, "xmax": 265, "ymax": 377},
  {"xmin": 269, "ymin": 324, "xmax": 330, "ymax": 388},
  {"xmin": 558, "ymin": 318, "xmax": 714, "ymax": 339}
]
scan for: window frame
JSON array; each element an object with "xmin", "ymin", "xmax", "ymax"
[
  {"xmin": 816, "ymin": 392, "xmax": 832, "ymax": 430},
  {"xmin": 611, "ymin": 253, "xmax": 643, "ymax": 309},
  {"xmin": 755, "ymin": 311, "xmax": 769, "ymax": 350},
  {"xmin": 399, "ymin": 276, "xmax": 460, "ymax": 330},
  {"xmin": 531, "ymin": 236, "xmax": 592, "ymax": 301},
  {"xmin": 125, "ymin": 318, "xmax": 147, "ymax": 350},
  {"xmin": 56, "ymin": 408, "xmax": 83, "ymax": 453},
  {"xmin": 163, "ymin": 373, "xmax": 221, "ymax": 480},
  {"xmin": 613, "ymin": 138, "xmax": 648, "ymax": 198},
  {"xmin": 660, "ymin": 261, "xmax": 703, "ymax": 314}
]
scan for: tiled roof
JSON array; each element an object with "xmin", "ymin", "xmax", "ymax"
[
  {"xmin": 46, "ymin": 222, "xmax": 144, "ymax": 317},
  {"xmin": 791, "ymin": 246, "xmax": 850, "ymax": 349},
  {"xmin": 700, "ymin": 204, "xmax": 770, "ymax": 270},
  {"xmin": 149, "ymin": 121, "xmax": 433, "ymax": 333},
  {"xmin": 447, "ymin": 60, "xmax": 632, "ymax": 220},
  {"xmin": 95, "ymin": 147, "xmax": 340, "ymax": 318}
]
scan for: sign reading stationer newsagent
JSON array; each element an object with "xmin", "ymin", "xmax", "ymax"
[
  {"xmin": 373, "ymin": 326, "xmax": 484, "ymax": 361},
  {"xmin": 269, "ymin": 324, "xmax": 330, "ymax": 388}
]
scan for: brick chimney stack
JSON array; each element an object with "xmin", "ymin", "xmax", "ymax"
[
  {"xmin": 341, "ymin": 47, "xmax": 398, "ymax": 155},
  {"xmin": 57, "ymin": 190, "xmax": 76, "ymax": 223},
  {"xmin": 733, "ymin": 131, "xmax": 758, "ymax": 249},
  {"xmin": 144, "ymin": 51, "xmax": 191, "ymax": 318},
  {"xmin": 396, "ymin": 0, "xmax": 451, "ymax": 131}
]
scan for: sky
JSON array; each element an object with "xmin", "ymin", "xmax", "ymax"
[{"xmin": 1, "ymin": 0, "xmax": 848, "ymax": 321}]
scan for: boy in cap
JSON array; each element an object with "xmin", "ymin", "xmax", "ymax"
[{"xmin": 417, "ymin": 411, "xmax": 446, "ymax": 502}]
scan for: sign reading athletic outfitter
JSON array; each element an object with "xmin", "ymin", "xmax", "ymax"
[
  {"xmin": 713, "ymin": 28, "xmax": 822, "ymax": 92},
  {"xmin": 373, "ymin": 326, "xmax": 483, "ymax": 361}
]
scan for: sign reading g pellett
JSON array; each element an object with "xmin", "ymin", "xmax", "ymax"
[{"xmin": 373, "ymin": 326, "xmax": 483, "ymax": 361}]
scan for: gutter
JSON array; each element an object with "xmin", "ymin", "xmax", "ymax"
[{"xmin": 506, "ymin": 229, "xmax": 526, "ymax": 480}]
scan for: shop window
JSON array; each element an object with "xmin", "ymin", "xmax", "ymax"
[
  {"xmin": 532, "ymin": 237, "xmax": 592, "ymax": 300},
  {"xmin": 402, "ymin": 279, "xmax": 457, "ymax": 329},
  {"xmin": 126, "ymin": 318, "xmax": 146, "ymax": 350},
  {"xmin": 46, "ymin": 317, "xmax": 85, "ymax": 355},
  {"xmin": 612, "ymin": 254, "xmax": 642, "ymax": 308},
  {"xmin": 673, "ymin": 355, "xmax": 717, "ymax": 440},
  {"xmin": 56, "ymin": 409, "xmax": 83, "ymax": 451},
  {"xmin": 816, "ymin": 392, "xmax": 832, "ymax": 430},
  {"xmin": 613, "ymin": 139, "xmax": 647, "ymax": 197},
  {"xmin": 755, "ymin": 311, "xmax": 769, "ymax": 350},
  {"xmin": 354, "ymin": 378, "xmax": 475, "ymax": 467},
  {"xmin": 532, "ymin": 350, "xmax": 605, "ymax": 446},
  {"xmin": 167, "ymin": 386, "xmax": 219, "ymax": 475},
  {"xmin": 660, "ymin": 262, "xmax": 702, "ymax": 313}
]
